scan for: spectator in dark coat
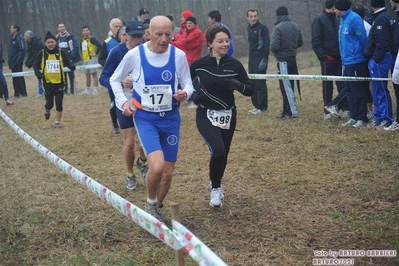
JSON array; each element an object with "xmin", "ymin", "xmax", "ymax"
[
  {"xmin": 8, "ymin": 25, "xmax": 27, "ymax": 97},
  {"xmin": 24, "ymin": 30, "xmax": 45, "ymax": 98}
]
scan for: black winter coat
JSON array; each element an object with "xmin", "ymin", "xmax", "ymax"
[{"xmin": 25, "ymin": 36, "xmax": 45, "ymax": 68}]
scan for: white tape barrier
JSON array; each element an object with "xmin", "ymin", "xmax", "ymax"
[
  {"xmin": 0, "ymin": 108, "xmax": 229, "ymax": 265},
  {"xmin": 0, "ymin": 108, "xmax": 180, "ymax": 250},
  {"xmin": 173, "ymin": 220, "xmax": 228, "ymax": 266},
  {"xmin": 2, "ymin": 64, "xmax": 390, "ymax": 82},
  {"xmin": 248, "ymin": 73, "xmax": 390, "ymax": 81},
  {"xmin": 3, "ymin": 64, "xmax": 102, "ymax": 78}
]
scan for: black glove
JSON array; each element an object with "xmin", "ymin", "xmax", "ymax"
[
  {"xmin": 36, "ymin": 71, "xmax": 43, "ymax": 80},
  {"xmin": 258, "ymin": 58, "xmax": 267, "ymax": 72},
  {"xmin": 69, "ymin": 64, "xmax": 76, "ymax": 71},
  {"xmin": 191, "ymin": 91, "xmax": 204, "ymax": 105},
  {"xmin": 0, "ymin": 59, "xmax": 4, "ymax": 63},
  {"xmin": 225, "ymin": 79, "xmax": 244, "ymax": 92}
]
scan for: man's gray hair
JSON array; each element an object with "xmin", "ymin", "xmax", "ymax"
[
  {"xmin": 109, "ymin": 18, "xmax": 121, "ymax": 27},
  {"xmin": 24, "ymin": 30, "xmax": 34, "ymax": 38}
]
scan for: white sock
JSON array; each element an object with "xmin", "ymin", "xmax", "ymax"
[{"xmin": 147, "ymin": 197, "xmax": 157, "ymax": 205}]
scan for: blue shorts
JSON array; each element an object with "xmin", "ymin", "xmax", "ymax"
[
  {"xmin": 134, "ymin": 109, "xmax": 181, "ymax": 162},
  {"xmin": 116, "ymin": 108, "xmax": 134, "ymax": 129}
]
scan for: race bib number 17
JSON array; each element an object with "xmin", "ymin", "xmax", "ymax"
[{"xmin": 141, "ymin": 84, "xmax": 173, "ymax": 112}]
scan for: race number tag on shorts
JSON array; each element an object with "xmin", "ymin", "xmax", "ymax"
[
  {"xmin": 207, "ymin": 109, "xmax": 232, "ymax": 129},
  {"xmin": 46, "ymin": 60, "xmax": 60, "ymax": 73},
  {"xmin": 141, "ymin": 84, "xmax": 173, "ymax": 112}
]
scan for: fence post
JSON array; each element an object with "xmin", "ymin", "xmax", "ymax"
[{"xmin": 170, "ymin": 202, "xmax": 184, "ymax": 266}]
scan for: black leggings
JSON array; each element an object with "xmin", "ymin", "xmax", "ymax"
[{"xmin": 196, "ymin": 106, "xmax": 237, "ymax": 188}]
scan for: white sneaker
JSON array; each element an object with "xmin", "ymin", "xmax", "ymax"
[
  {"xmin": 325, "ymin": 105, "xmax": 340, "ymax": 118},
  {"xmin": 250, "ymin": 109, "xmax": 265, "ymax": 115},
  {"xmin": 34, "ymin": 94, "xmax": 43, "ymax": 98},
  {"xmin": 324, "ymin": 113, "xmax": 332, "ymax": 120},
  {"xmin": 341, "ymin": 118, "xmax": 356, "ymax": 127},
  {"xmin": 384, "ymin": 121, "xmax": 399, "ymax": 131},
  {"xmin": 248, "ymin": 108, "xmax": 257, "ymax": 113},
  {"xmin": 210, "ymin": 188, "xmax": 224, "ymax": 207},
  {"xmin": 352, "ymin": 120, "xmax": 367, "ymax": 128},
  {"xmin": 80, "ymin": 88, "xmax": 90, "ymax": 95},
  {"xmin": 341, "ymin": 110, "xmax": 350, "ymax": 118},
  {"xmin": 92, "ymin": 89, "xmax": 98, "ymax": 95}
]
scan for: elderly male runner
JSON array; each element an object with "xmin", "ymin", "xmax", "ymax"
[{"xmin": 110, "ymin": 16, "xmax": 194, "ymax": 223}]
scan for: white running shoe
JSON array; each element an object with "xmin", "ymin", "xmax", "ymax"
[
  {"xmin": 325, "ymin": 105, "xmax": 340, "ymax": 118},
  {"xmin": 210, "ymin": 188, "xmax": 224, "ymax": 207},
  {"xmin": 80, "ymin": 88, "xmax": 90, "ymax": 95},
  {"xmin": 341, "ymin": 118, "xmax": 356, "ymax": 127},
  {"xmin": 384, "ymin": 121, "xmax": 399, "ymax": 131},
  {"xmin": 92, "ymin": 89, "xmax": 98, "ymax": 95},
  {"xmin": 352, "ymin": 120, "xmax": 367, "ymax": 128}
]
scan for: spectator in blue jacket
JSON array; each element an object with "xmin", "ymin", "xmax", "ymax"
[
  {"xmin": 56, "ymin": 22, "xmax": 81, "ymax": 95},
  {"xmin": 8, "ymin": 25, "xmax": 27, "ymax": 97},
  {"xmin": 334, "ymin": 0, "xmax": 369, "ymax": 128}
]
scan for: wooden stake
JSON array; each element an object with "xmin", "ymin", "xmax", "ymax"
[{"xmin": 170, "ymin": 202, "xmax": 184, "ymax": 266}]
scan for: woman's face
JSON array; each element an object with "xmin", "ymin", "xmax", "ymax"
[
  {"xmin": 186, "ymin": 21, "xmax": 195, "ymax": 30},
  {"xmin": 208, "ymin": 32, "xmax": 230, "ymax": 57},
  {"xmin": 120, "ymin": 31, "xmax": 128, "ymax": 43}
]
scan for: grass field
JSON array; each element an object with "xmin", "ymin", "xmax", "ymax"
[{"xmin": 1, "ymin": 51, "xmax": 398, "ymax": 266}]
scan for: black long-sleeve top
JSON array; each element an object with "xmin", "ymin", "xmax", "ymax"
[{"xmin": 190, "ymin": 54, "xmax": 253, "ymax": 110}]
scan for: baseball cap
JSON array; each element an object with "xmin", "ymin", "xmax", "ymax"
[
  {"xmin": 139, "ymin": 8, "xmax": 149, "ymax": 15},
  {"xmin": 126, "ymin": 20, "xmax": 145, "ymax": 36}
]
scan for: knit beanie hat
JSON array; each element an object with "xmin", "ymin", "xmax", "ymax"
[
  {"xmin": 370, "ymin": 0, "xmax": 385, "ymax": 8},
  {"xmin": 182, "ymin": 10, "xmax": 193, "ymax": 19},
  {"xmin": 185, "ymin": 16, "xmax": 197, "ymax": 24},
  {"xmin": 334, "ymin": 0, "xmax": 352, "ymax": 11},
  {"xmin": 45, "ymin": 31, "xmax": 56, "ymax": 41},
  {"xmin": 276, "ymin": 6, "xmax": 289, "ymax": 16}
]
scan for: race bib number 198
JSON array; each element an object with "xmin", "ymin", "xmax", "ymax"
[{"xmin": 207, "ymin": 109, "xmax": 232, "ymax": 129}]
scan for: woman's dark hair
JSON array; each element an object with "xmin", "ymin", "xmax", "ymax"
[{"xmin": 206, "ymin": 24, "xmax": 230, "ymax": 45}]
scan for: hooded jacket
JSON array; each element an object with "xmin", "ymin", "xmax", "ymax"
[
  {"xmin": 171, "ymin": 25, "xmax": 203, "ymax": 66},
  {"xmin": 25, "ymin": 36, "xmax": 45, "ymax": 68},
  {"xmin": 270, "ymin": 15, "xmax": 303, "ymax": 61}
]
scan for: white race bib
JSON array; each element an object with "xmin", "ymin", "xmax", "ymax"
[
  {"xmin": 81, "ymin": 41, "xmax": 88, "ymax": 51},
  {"xmin": 58, "ymin": 42, "xmax": 68, "ymax": 49},
  {"xmin": 46, "ymin": 60, "xmax": 60, "ymax": 73},
  {"xmin": 207, "ymin": 109, "xmax": 232, "ymax": 129},
  {"xmin": 141, "ymin": 84, "xmax": 173, "ymax": 112}
]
